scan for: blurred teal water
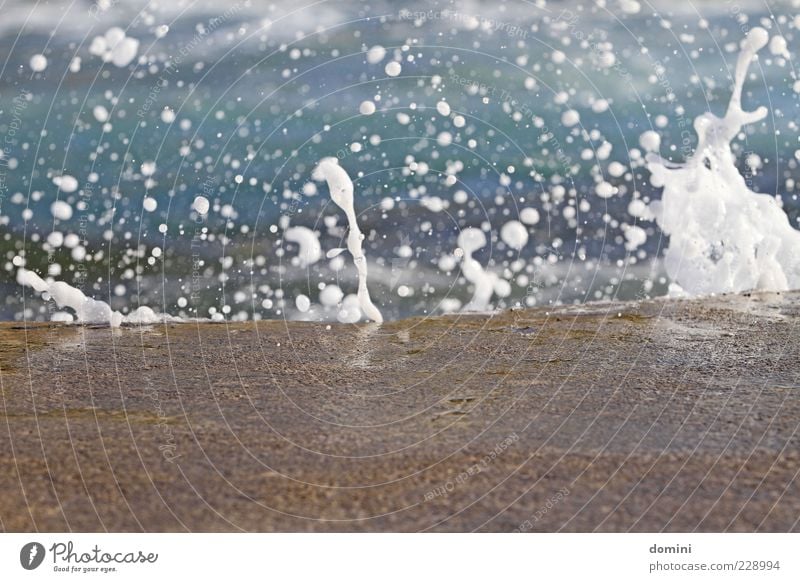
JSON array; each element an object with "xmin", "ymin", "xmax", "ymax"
[{"xmin": 1, "ymin": 0, "xmax": 798, "ymax": 321}]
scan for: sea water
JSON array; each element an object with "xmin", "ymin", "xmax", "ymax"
[{"xmin": 5, "ymin": 2, "xmax": 800, "ymax": 324}]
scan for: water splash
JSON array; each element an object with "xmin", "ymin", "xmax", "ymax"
[
  {"xmin": 457, "ymin": 228, "xmax": 511, "ymax": 312},
  {"xmin": 312, "ymin": 158, "xmax": 383, "ymax": 323},
  {"xmin": 17, "ymin": 268, "xmax": 174, "ymax": 326},
  {"xmin": 284, "ymin": 226, "xmax": 322, "ymax": 267},
  {"xmin": 646, "ymin": 27, "xmax": 800, "ymax": 296}
]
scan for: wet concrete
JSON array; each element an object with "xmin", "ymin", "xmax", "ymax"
[{"xmin": 0, "ymin": 291, "xmax": 798, "ymax": 531}]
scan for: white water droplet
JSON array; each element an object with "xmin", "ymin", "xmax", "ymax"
[
  {"xmin": 29, "ymin": 54, "xmax": 47, "ymax": 72},
  {"xmin": 385, "ymin": 61, "xmax": 402, "ymax": 77},
  {"xmin": 295, "ymin": 294, "xmax": 311, "ymax": 313},
  {"xmin": 192, "ymin": 196, "xmax": 210, "ymax": 215},
  {"xmin": 366, "ymin": 45, "xmax": 386, "ymax": 64}
]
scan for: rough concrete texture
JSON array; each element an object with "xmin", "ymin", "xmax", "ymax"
[{"xmin": 1, "ymin": 291, "xmax": 798, "ymax": 531}]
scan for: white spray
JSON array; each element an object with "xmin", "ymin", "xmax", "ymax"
[
  {"xmin": 647, "ymin": 27, "xmax": 800, "ymax": 295},
  {"xmin": 457, "ymin": 227, "xmax": 511, "ymax": 312},
  {"xmin": 312, "ymin": 157, "xmax": 383, "ymax": 323},
  {"xmin": 284, "ymin": 225, "xmax": 322, "ymax": 267},
  {"xmin": 17, "ymin": 268, "xmax": 171, "ymax": 326}
]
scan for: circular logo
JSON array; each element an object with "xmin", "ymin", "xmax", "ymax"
[{"xmin": 19, "ymin": 542, "xmax": 45, "ymax": 570}]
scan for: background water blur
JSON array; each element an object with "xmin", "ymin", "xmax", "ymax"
[{"xmin": 1, "ymin": 0, "xmax": 798, "ymax": 322}]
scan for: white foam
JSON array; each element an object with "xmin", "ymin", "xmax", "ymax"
[
  {"xmin": 140, "ymin": 161, "xmax": 157, "ymax": 177},
  {"xmin": 337, "ymin": 294, "xmax": 362, "ymax": 323},
  {"xmin": 359, "ymin": 100, "xmax": 376, "ymax": 115},
  {"xmin": 192, "ymin": 195, "xmax": 210, "ymax": 215},
  {"xmin": 29, "ymin": 54, "xmax": 47, "ymax": 72},
  {"xmin": 639, "ymin": 130, "xmax": 661, "ymax": 153},
  {"xmin": 124, "ymin": 306, "xmax": 162, "ymax": 325},
  {"xmin": 385, "ymin": 61, "xmax": 402, "ymax": 77},
  {"xmin": 90, "ymin": 27, "xmax": 139, "ymax": 68},
  {"xmin": 53, "ymin": 175, "xmax": 78, "ymax": 193},
  {"xmin": 295, "ymin": 294, "xmax": 311, "ymax": 313},
  {"xmin": 624, "ymin": 225, "xmax": 648, "ymax": 251},
  {"xmin": 366, "ymin": 45, "xmax": 386, "ymax": 64},
  {"xmin": 50, "ymin": 200, "xmax": 73, "ymax": 221},
  {"xmin": 18, "ymin": 269, "xmax": 174, "ymax": 327},
  {"xmin": 319, "ymin": 284, "xmax": 344, "ymax": 307},
  {"xmin": 161, "ymin": 108, "xmax": 176, "ymax": 123},
  {"xmin": 500, "ymin": 220, "xmax": 529, "ymax": 250},
  {"xmin": 93, "ymin": 105, "xmax": 109, "ymax": 123},
  {"xmin": 284, "ymin": 226, "xmax": 322, "ymax": 267},
  {"xmin": 312, "ymin": 158, "xmax": 383, "ymax": 323},
  {"xmin": 769, "ymin": 36, "xmax": 788, "ymax": 59},
  {"xmin": 596, "ymin": 181, "xmax": 616, "ymax": 199},
  {"xmin": 520, "ymin": 207, "xmax": 540, "ymax": 225},
  {"xmin": 646, "ymin": 27, "xmax": 800, "ymax": 295},
  {"xmin": 561, "ymin": 109, "xmax": 580, "ymax": 127},
  {"xmin": 457, "ymin": 228, "xmax": 509, "ymax": 312},
  {"xmin": 46, "ymin": 231, "xmax": 64, "ymax": 247}
]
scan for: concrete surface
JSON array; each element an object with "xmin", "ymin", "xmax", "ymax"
[{"xmin": 1, "ymin": 291, "xmax": 799, "ymax": 531}]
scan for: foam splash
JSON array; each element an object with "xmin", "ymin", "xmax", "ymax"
[
  {"xmin": 284, "ymin": 226, "xmax": 322, "ymax": 267},
  {"xmin": 647, "ymin": 27, "xmax": 800, "ymax": 295},
  {"xmin": 17, "ymin": 269, "xmax": 174, "ymax": 327},
  {"xmin": 312, "ymin": 158, "xmax": 383, "ymax": 323},
  {"xmin": 458, "ymin": 228, "xmax": 511, "ymax": 312}
]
